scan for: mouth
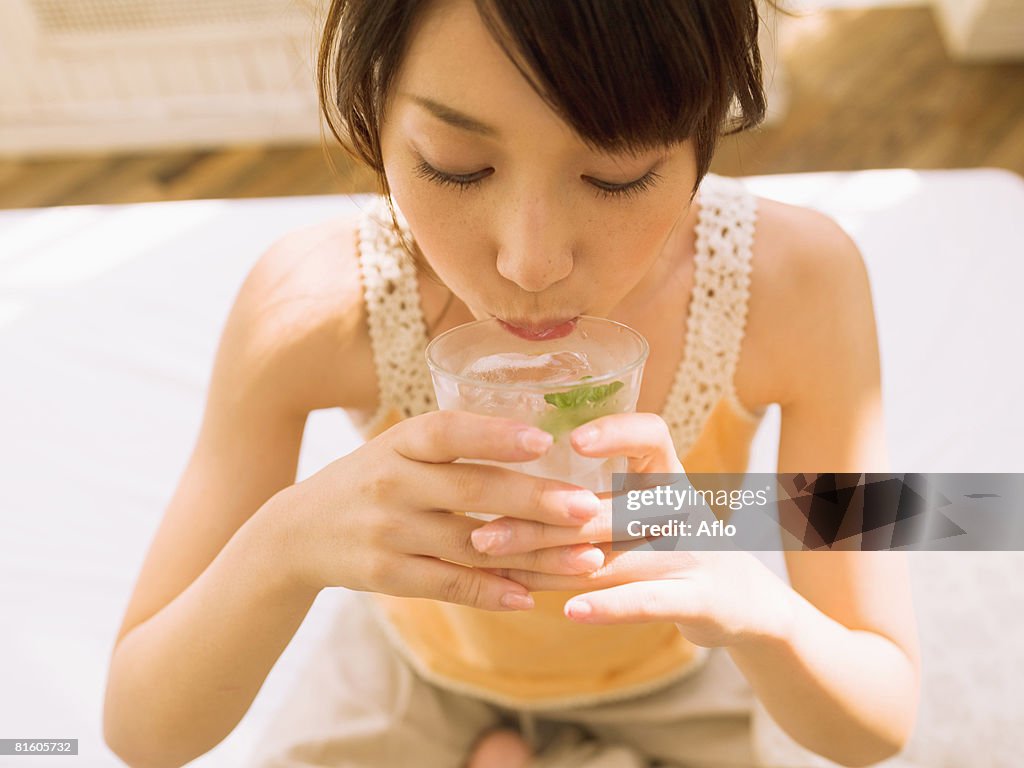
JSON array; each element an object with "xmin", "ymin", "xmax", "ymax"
[{"xmin": 496, "ymin": 316, "xmax": 579, "ymax": 341}]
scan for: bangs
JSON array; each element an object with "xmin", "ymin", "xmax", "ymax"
[
  {"xmin": 318, "ymin": 0, "xmax": 766, "ymax": 196},
  {"xmin": 474, "ymin": 0, "xmax": 757, "ymax": 157}
]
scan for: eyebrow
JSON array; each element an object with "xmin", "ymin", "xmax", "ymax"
[{"xmin": 406, "ymin": 94, "xmax": 500, "ymax": 137}]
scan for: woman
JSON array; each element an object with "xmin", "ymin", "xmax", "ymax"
[{"xmin": 103, "ymin": 1, "xmax": 921, "ymax": 766}]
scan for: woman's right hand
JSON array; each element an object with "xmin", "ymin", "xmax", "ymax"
[{"xmin": 269, "ymin": 410, "xmax": 607, "ymax": 611}]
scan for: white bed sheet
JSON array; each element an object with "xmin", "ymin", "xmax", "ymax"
[{"xmin": 1, "ymin": 168, "xmax": 1022, "ymax": 767}]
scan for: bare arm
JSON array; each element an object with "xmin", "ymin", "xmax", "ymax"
[
  {"xmin": 726, "ymin": 211, "xmax": 921, "ymax": 766},
  {"xmin": 105, "ymin": 492, "xmax": 318, "ymax": 768},
  {"xmin": 103, "ymin": 223, "xmax": 361, "ymax": 768},
  {"xmin": 101, "ymin": 219, "xmax": 580, "ymax": 768}
]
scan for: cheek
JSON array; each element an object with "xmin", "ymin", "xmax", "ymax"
[
  {"xmin": 384, "ymin": 172, "xmax": 489, "ymax": 287},
  {"xmin": 584, "ymin": 207, "xmax": 680, "ymax": 279}
]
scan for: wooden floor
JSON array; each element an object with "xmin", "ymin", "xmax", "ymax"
[{"xmin": 0, "ymin": 7, "xmax": 1021, "ymax": 210}]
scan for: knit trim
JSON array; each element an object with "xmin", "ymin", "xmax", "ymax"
[
  {"xmin": 661, "ymin": 173, "xmax": 761, "ymax": 454},
  {"xmin": 354, "ymin": 196, "xmax": 437, "ymax": 437}
]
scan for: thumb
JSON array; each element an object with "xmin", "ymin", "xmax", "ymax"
[{"xmin": 569, "ymin": 412, "xmax": 685, "ymax": 474}]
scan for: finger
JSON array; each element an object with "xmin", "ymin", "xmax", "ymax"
[
  {"xmin": 470, "ymin": 490, "xmax": 694, "ymax": 555},
  {"xmin": 389, "ymin": 409, "xmax": 554, "ymax": 464},
  {"xmin": 563, "ymin": 580, "xmax": 703, "ymax": 625},
  {"xmin": 468, "ymin": 500, "xmax": 646, "ymax": 556},
  {"xmin": 406, "ymin": 461, "xmax": 602, "ymax": 527},
  {"xmin": 384, "ymin": 554, "xmax": 536, "ymax": 612},
  {"xmin": 569, "ymin": 412, "xmax": 684, "ymax": 473},
  {"xmin": 394, "ymin": 511, "xmax": 606, "ymax": 576},
  {"xmin": 470, "ymin": 513, "xmax": 608, "ymax": 557},
  {"xmin": 483, "ymin": 548, "xmax": 699, "ymax": 592}
]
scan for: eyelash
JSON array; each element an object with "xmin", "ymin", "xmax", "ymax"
[
  {"xmin": 412, "ymin": 160, "xmax": 489, "ymax": 193},
  {"xmin": 590, "ymin": 170, "xmax": 663, "ymax": 200},
  {"xmin": 412, "ymin": 160, "xmax": 663, "ymax": 201}
]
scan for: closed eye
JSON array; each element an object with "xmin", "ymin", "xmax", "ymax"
[
  {"xmin": 583, "ymin": 171, "xmax": 664, "ymax": 200},
  {"xmin": 413, "ymin": 160, "xmax": 493, "ymax": 191},
  {"xmin": 412, "ymin": 159, "xmax": 663, "ymax": 200}
]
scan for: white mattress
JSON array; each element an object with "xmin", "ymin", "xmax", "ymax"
[{"xmin": 1, "ymin": 168, "xmax": 1022, "ymax": 767}]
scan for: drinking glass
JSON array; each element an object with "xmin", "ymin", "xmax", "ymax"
[{"xmin": 425, "ymin": 316, "xmax": 649, "ymax": 504}]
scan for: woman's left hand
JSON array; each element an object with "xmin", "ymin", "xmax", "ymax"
[{"xmin": 474, "ymin": 412, "xmax": 794, "ymax": 648}]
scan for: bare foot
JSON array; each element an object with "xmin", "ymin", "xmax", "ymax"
[{"xmin": 466, "ymin": 727, "xmax": 533, "ymax": 768}]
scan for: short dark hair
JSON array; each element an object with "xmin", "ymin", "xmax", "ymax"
[{"xmin": 318, "ymin": 0, "xmax": 768, "ymax": 197}]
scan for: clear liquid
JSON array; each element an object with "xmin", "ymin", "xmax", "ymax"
[{"xmin": 455, "ymin": 350, "xmax": 625, "ymax": 494}]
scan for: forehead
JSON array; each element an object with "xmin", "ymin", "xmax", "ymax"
[{"xmin": 393, "ymin": 0, "xmax": 577, "ymax": 144}]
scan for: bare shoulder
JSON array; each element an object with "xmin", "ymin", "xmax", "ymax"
[
  {"xmin": 235, "ymin": 211, "xmax": 377, "ymax": 415},
  {"xmin": 736, "ymin": 196, "xmax": 874, "ymax": 410}
]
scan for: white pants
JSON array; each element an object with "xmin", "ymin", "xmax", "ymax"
[{"xmin": 249, "ymin": 593, "xmax": 757, "ymax": 768}]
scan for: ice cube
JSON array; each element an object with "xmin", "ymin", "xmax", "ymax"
[
  {"xmin": 461, "ymin": 350, "xmax": 593, "ymax": 385},
  {"xmin": 457, "ymin": 384, "xmax": 550, "ymax": 415},
  {"xmin": 457, "ymin": 351, "xmax": 594, "ymax": 417}
]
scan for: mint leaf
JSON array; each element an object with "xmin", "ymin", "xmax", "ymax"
[
  {"xmin": 539, "ymin": 380, "xmax": 625, "ymax": 437},
  {"xmin": 543, "ymin": 380, "xmax": 624, "ymax": 410}
]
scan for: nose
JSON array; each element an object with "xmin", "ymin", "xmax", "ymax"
[{"xmin": 495, "ymin": 195, "xmax": 574, "ymax": 293}]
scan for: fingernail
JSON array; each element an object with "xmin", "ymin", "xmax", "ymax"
[
  {"xmin": 472, "ymin": 523, "xmax": 511, "ymax": 553},
  {"xmin": 565, "ymin": 599, "xmax": 592, "ymax": 619},
  {"xmin": 568, "ymin": 492, "xmax": 602, "ymax": 521},
  {"xmin": 501, "ymin": 592, "xmax": 535, "ymax": 611},
  {"xmin": 517, "ymin": 428, "xmax": 553, "ymax": 454},
  {"xmin": 568, "ymin": 546, "xmax": 605, "ymax": 572},
  {"xmin": 572, "ymin": 425, "xmax": 598, "ymax": 450}
]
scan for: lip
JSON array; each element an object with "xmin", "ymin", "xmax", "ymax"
[{"xmin": 496, "ymin": 316, "xmax": 579, "ymax": 341}]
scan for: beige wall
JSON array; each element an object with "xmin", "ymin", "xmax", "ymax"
[
  {"xmin": 932, "ymin": 0, "xmax": 1024, "ymax": 60},
  {"xmin": 0, "ymin": 0, "xmax": 323, "ymax": 156}
]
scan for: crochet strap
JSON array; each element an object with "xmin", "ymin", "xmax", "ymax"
[
  {"xmin": 661, "ymin": 173, "xmax": 760, "ymax": 455},
  {"xmin": 355, "ymin": 197, "xmax": 437, "ymax": 436}
]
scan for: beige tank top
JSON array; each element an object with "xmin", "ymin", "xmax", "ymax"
[{"xmin": 351, "ymin": 173, "xmax": 766, "ymax": 710}]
